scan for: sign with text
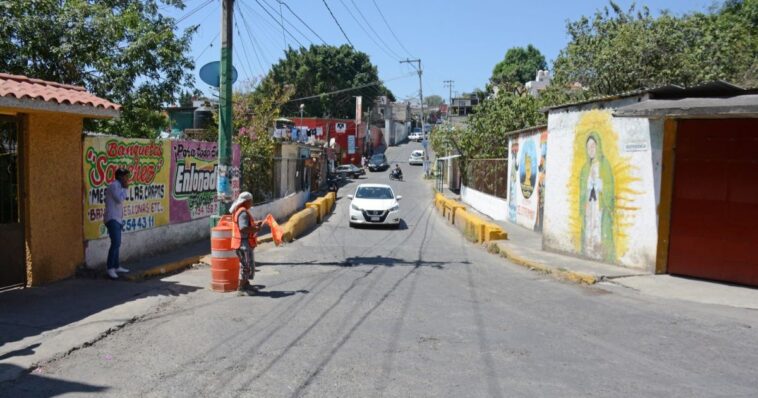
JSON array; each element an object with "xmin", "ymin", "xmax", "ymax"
[
  {"xmin": 169, "ymin": 140, "xmax": 241, "ymax": 223},
  {"xmin": 83, "ymin": 136, "xmax": 170, "ymax": 239}
]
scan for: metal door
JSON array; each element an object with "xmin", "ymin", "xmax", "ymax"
[
  {"xmin": 668, "ymin": 119, "xmax": 758, "ymax": 286},
  {"xmin": 0, "ymin": 115, "xmax": 25, "ymax": 290}
]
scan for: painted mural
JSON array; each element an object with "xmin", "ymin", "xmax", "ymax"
[
  {"xmin": 83, "ymin": 137, "xmax": 170, "ymax": 239},
  {"xmin": 566, "ymin": 111, "xmax": 641, "ymax": 262},
  {"xmin": 84, "ymin": 137, "xmax": 242, "ymax": 240},
  {"xmin": 507, "ymin": 128, "xmax": 548, "ymax": 231},
  {"xmin": 169, "ymin": 140, "xmax": 241, "ymax": 223}
]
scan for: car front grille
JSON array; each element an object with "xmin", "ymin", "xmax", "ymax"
[{"xmin": 362, "ymin": 210, "xmax": 389, "ymax": 222}]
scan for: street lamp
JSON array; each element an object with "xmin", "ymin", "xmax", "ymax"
[{"xmin": 299, "ymin": 103, "xmax": 305, "ymax": 142}]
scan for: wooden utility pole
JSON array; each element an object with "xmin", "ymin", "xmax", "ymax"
[{"xmin": 215, "ymin": 0, "xmax": 234, "ymax": 224}]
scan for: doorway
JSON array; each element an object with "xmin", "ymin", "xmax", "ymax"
[{"xmin": 0, "ymin": 115, "xmax": 25, "ymax": 290}]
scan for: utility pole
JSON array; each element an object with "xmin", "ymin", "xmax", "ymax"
[
  {"xmin": 214, "ymin": 0, "xmax": 234, "ymax": 226},
  {"xmin": 366, "ymin": 106, "xmax": 372, "ymax": 155},
  {"xmin": 443, "ymin": 80, "xmax": 454, "ymax": 118},
  {"xmin": 401, "ymin": 58, "xmax": 427, "ymax": 174},
  {"xmin": 400, "ymin": 58, "xmax": 424, "ymax": 132}
]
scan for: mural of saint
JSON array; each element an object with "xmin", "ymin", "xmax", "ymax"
[
  {"xmin": 519, "ymin": 138, "xmax": 538, "ymax": 199},
  {"xmin": 579, "ymin": 133, "xmax": 615, "ymax": 261},
  {"xmin": 508, "ymin": 141, "xmax": 519, "ymax": 222}
]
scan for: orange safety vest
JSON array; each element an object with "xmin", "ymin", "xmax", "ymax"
[{"xmin": 231, "ymin": 207, "xmax": 257, "ymax": 249}]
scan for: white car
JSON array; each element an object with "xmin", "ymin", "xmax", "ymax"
[
  {"xmin": 409, "ymin": 150, "xmax": 424, "ymax": 165},
  {"xmin": 348, "ymin": 184, "xmax": 402, "ymax": 227},
  {"xmin": 408, "ymin": 131, "xmax": 423, "ymax": 141}
]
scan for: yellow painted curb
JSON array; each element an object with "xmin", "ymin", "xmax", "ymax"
[
  {"xmin": 125, "ymin": 255, "xmax": 203, "ymax": 281},
  {"xmin": 493, "ymin": 242, "xmax": 597, "ymax": 285}
]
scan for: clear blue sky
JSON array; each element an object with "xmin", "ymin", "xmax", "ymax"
[{"xmin": 169, "ymin": 0, "xmax": 715, "ymax": 102}]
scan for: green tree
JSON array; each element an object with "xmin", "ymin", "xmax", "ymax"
[
  {"xmin": 490, "ymin": 45, "xmax": 547, "ymax": 89},
  {"xmin": 424, "ymin": 95, "xmax": 444, "ymax": 106},
  {"xmin": 552, "ymin": 1, "xmax": 758, "ymax": 95},
  {"xmin": 230, "ymin": 78, "xmax": 295, "ymax": 203},
  {"xmin": 0, "ymin": 0, "xmax": 197, "ymax": 138},
  {"xmin": 257, "ymin": 45, "xmax": 394, "ymax": 119}
]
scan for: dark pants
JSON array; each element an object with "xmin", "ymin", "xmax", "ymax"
[
  {"xmin": 236, "ymin": 242, "xmax": 254, "ymax": 282},
  {"xmin": 106, "ymin": 220, "xmax": 123, "ymax": 270}
]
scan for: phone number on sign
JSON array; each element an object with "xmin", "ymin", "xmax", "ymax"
[{"xmin": 122, "ymin": 216, "xmax": 156, "ymax": 233}]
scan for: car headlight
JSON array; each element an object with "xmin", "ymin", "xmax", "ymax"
[
  {"xmin": 389, "ymin": 204, "xmax": 399, "ymax": 212},
  {"xmin": 351, "ymin": 203, "xmax": 361, "ymax": 211}
]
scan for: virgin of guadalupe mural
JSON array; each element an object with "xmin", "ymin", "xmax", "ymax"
[
  {"xmin": 579, "ymin": 134, "xmax": 615, "ymax": 261},
  {"xmin": 519, "ymin": 138, "xmax": 538, "ymax": 199},
  {"xmin": 508, "ymin": 141, "xmax": 519, "ymax": 222},
  {"xmin": 567, "ymin": 110, "xmax": 640, "ymax": 264}
]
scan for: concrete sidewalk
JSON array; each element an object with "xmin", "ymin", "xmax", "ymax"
[
  {"xmin": 440, "ymin": 189, "xmax": 758, "ymax": 310},
  {"xmin": 0, "ymin": 275, "xmax": 204, "ymax": 384}
]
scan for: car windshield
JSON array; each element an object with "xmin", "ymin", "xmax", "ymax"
[
  {"xmin": 412, "ymin": 151, "xmax": 423, "ymax": 156},
  {"xmin": 355, "ymin": 187, "xmax": 394, "ymax": 199},
  {"xmin": 370, "ymin": 155, "xmax": 385, "ymax": 162}
]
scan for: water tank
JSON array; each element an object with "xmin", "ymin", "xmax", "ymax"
[{"xmin": 193, "ymin": 103, "xmax": 214, "ymax": 130}]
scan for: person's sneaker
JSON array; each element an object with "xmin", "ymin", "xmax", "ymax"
[
  {"xmin": 106, "ymin": 269, "xmax": 119, "ymax": 279},
  {"xmin": 115, "ymin": 267, "xmax": 130, "ymax": 273}
]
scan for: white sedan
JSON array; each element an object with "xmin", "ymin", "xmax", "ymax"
[
  {"xmin": 409, "ymin": 150, "xmax": 424, "ymax": 165},
  {"xmin": 347, "ymin": 184, "xmax": 402, "ymax": 227}
]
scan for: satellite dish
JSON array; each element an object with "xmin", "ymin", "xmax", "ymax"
[{"xmin": 199, "ymin": 61, "xmax": 238, "ymax": 87}]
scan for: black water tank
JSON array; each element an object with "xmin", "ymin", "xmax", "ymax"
[{"xmin": 193, "ymin": 103, "xmax": 214, "ymax": 129}]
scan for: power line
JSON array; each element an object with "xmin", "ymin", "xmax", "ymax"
[
  {"xmin": 259, "ymin": 0, "xmax": 314, "ymax": 46},
  {"xmin": 232, "ymin": 6, "xmax": 259, "ymax": 79},
  {"xmin": 176, "ymin": 0, "xmax": 214, "ymax": 24},
  {"xmin": 237, "ymin": 4, "xmax": 269, "ymax": 74},
  {"xmin": 371, "ymin": 0, "xmax": 414, "ymax": 58},
  {"xmin": 277, "ymin": 1, "xmax": 327, "ymax": 44},
  {"xmin": 337, "ymin": 0, "xmax": 401, "ymax": 61},
  {"xmin": 286, "ymin": 72, "xmax": 414, "ymax": 103},
  {"xmin": 194, "ymin": 31, "xmax": 220, "ymax": 61},
  {"xmin": 348, "ymin": 0, "xmax": 403, "ymax": 60},
  {"xmin": 248, "ymin": 0, "xmax": 306, "ymax": 48},
  {"xmin": 322, "ymin": 0, "xmax": 354, "ymax": 47}
]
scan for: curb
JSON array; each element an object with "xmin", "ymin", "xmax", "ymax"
[
  {"xmin": 490, "ymin": 242, "xmax": 598, "ymax": 285},
  {"xmin": 432, "ymin": 193, "xmax": 598, "ymax": 286},
  {"xmin": 123, "ymin": 255, "xmax": 204, "ymax": 281}
]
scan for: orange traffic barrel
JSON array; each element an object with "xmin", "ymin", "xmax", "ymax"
[{"xmin": 210, "ymin": 220, "xmax": 239, "ymax": 292}]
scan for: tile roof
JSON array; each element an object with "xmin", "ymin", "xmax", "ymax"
[{"xmin": 0, "ymin": 73, "xmax": 120, "ymax": 111}]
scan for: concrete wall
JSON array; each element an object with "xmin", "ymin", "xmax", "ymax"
[
  {"xmin": 543, "ymin": 102, "xmax": 662, "ymax": 272},
  {"xmin": 24, "ymin": 113, "xmax": 85, "ymax": 285},
  {"xmin": 507, "ymin": 128, "xmax": 548, "ymax": 231},
  {"xmin": 461, "ymin": 185, "xmax": 509, "ymax": 221},
  {"xmin": 86, "ymin": 190, "xmax": 310, "ymax": 268}
]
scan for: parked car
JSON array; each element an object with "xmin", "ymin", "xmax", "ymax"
[
  {"xmin": 335, "ymin": 164, "xmax": 365, "ymax": 179},
  {"xmin": 368, "ymin": 153, "xmax": 390, "ymax": 171},
  {"xmin": 348, "ymin": 184, "xmax": 402, "ymax": 227},
  {"xmin": 408, "ymin": 131, "xmax": 423, "ymax": 141},
  {"xmin": 409, "ymin": 150, "xmax": 424, "ymax": 165}
]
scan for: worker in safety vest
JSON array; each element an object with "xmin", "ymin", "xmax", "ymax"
[{"xmin": 229, "ymin": 191, "xmax": 261, "ymax": 292}]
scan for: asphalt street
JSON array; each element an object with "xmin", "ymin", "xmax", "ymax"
[{"xmin": 3, "ymin": 142, "xmax": 758, "ymax": 398}]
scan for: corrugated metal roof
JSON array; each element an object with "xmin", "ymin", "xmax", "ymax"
[
  {"xmin": 0, "ymin": 73, "xmax": 120, "ymax": 117},
  {"xmin": 613, "ymin": 94, "xmax": 758, "ymax": 118},
  {"xmin": 543, "ymin": 80, "xmax": 749, "ymax": 113}
]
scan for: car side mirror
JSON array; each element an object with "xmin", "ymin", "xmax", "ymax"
[
  {"xmin": 396, "ymin": 195, "xmax": 402, "ymax": 200},
  {"xmin": 347, "ymin": 194, "xmax": 354, "ymax": 199}
]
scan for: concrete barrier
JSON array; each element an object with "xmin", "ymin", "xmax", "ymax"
[
  {"xmin": 282, "ymin": 207, "xmax": 318, "ymax": 242},
  {"xmin": 306, "ymin": 197, "xmax": 328, "ymax": 223},
  {"xmin": 438, "ymin": 195, "xmax": 507, "ymax": 243}
]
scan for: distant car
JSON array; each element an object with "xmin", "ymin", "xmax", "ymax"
[
  {"xmin": 368, "ymin": 153, "xmax": 390, "ymax": 171},
  {"xmin": 409, "ymin": 150, "xmax": 424, "ymax": 165},
  {"xmin": 335, "ymin": 164, "xmax": 365, "ymax": 179},
  {"xmin": 408, "ymin": 131, "xmax": 423, "ymax": 141},
  {"xmin": 348, "ymin": 184, "xmax": 402, "ymax": 227}
]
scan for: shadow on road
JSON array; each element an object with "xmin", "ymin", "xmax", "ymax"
[
  {"xmin": 0, "ymin": 364, "xmax": 108, "ymax": 397},
  {"xmin": 258, "ymin": 254, "xmax": 465, "ymax": 270},
  {"xmin": 0, "ymin": 280, "xmax": 201, "ymax": 353}
]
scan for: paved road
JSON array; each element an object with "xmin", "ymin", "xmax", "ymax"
[{"xmin": 4, "ymin": 142, "xmax": 758, "ymax": 397}]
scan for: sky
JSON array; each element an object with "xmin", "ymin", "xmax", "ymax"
[{"xmin": 166, "ymin": 0, "xmax": 716, "ymax": 103}]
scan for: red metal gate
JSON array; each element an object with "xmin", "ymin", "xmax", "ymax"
[{"xmin": 668, "ymin": 119, "xmax": 758, "ymax": 286}]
